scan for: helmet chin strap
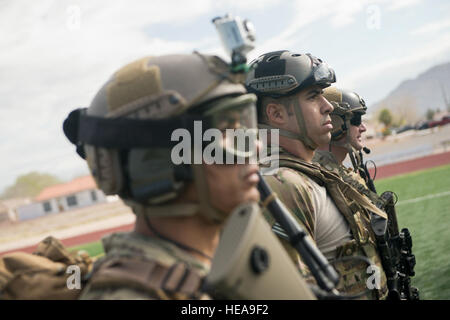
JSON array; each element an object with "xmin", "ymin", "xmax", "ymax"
[
  {"xmin": 258, "ymin": 123, "xmax": 316, "ymax": 150},
  {"xmin": 292, "ymin": 101, "xmax": 318, "ymax": 150},
  {"xmin": 348, "ymin": 147, "xmax": 359, "ymax": 172},
  {"xmin": 258, "ymin": 100, "xmax": 317, "ymax": 151},
  {"xmin": 127, "ymin": 200, "xmax": 200, "ymax": 218},
  {"xmin": 329, "ymin": 118, "xmax": 358, "ymax": 170},
  {"xmin": 191, "ymin": 164, "xmax": 228, "ymax": 224},
  {"xmin": 129, "ymin": 164, "xmax": 227, "ymax": 224}
]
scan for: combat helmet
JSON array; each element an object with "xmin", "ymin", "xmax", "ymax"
[
  {"xmin": 323, "ymin": 86, "xmax": 367, "ymax": 170},
  {"xmin": 323, "ymin": 86, "xmax": 367, "ymax": 141},
  {"xmin": 63, "ymin": 53, "xmax": 258, "ymax": 223},
  {"xmin": 245, "ymin": 50, "xmax": 336, "ymax": 149}
]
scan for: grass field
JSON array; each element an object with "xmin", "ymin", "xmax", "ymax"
[
  {"xmin": 69, "ymin": 241, "xmax": 104, "ymax": 258},
  {"xmin": 70, "ymin": 164, "xmax": 450, "ymax": 299},
  {"xmin": 374, "ymin": 164, "xmax": 450, "ymax": 300}
]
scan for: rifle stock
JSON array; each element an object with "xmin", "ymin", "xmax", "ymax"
[{"xmin": 206, "ymin": 202, "xmax": 317, "ymax": 300}]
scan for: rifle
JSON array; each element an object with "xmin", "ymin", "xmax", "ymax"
[
  {"xmin": 206, "ymin": 202, "xmax": 317, "ymax": 300},
  {"xmin": 257, "ymin": 172, "xmax": 341, "ymax": 296},
  {"xmin": 380, "ymin": 191, "xmax": 419, "ymax": 300},
  {"xmin": 357, "ymin": 148, "xmax": 419, "ymax": 300}
]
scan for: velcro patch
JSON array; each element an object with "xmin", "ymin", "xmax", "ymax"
[{"xmin": 107, "ymin": 57, "xmax": 162, "ymax": 112}]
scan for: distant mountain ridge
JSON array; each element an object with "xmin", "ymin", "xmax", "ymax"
[{"xmin": 371, "ymin": 62, "xmax": 450, "ymax": 117}]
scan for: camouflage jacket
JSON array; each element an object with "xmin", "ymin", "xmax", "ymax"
[
  {"xmin": 313, "ymin": 150, "xmax": 386, "ymax": 209},
  {"xmin": 79, "ymin": 232, "xmax": 210, "ymax": 300},
  {"xmin": 261, "ymin": 147, "xmax": 389, "ymax": 299}
]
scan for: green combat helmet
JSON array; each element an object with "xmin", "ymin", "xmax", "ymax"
[
  {"xmin": 245, "ymin": 50, "xmax": 336, "ymax": 150},
  {"xmin": 63, "ymin": 52, "xmax": 258, "ymax": 223}
]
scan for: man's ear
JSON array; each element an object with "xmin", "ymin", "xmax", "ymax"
[{"xmin": 266, "ymin": 102, "xmax": 289, "ymax": 125}]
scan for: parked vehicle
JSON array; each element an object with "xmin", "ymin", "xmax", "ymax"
[
  {"xmin": 415, "ymin": 121, "xmax": 429, "ymax": 130},
  {"xmin": 395, "ymin": 125, "xmax": 414, "ymax": 134},
  {"xmin": 428, "ymin": 115, "xmax": 450, "ymax": 128}
]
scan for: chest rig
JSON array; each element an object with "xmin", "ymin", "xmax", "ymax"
[
  {"xmin": 341, "ymin": 169, "xmax": 386, "ymax": 210},
  {"xmin": 277, "ymin": 155, "xmax": 389, "ymax": 299},
  {"xmin": 314, "ymin": 151, "xmax": 386, "ymax": 210},
  {"xmin": 85, "ymin": 255, "xmax": 208, "ymax": 300}
]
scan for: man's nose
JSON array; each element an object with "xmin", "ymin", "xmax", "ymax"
[
  {"xmin": 321, "ymin": 96, "xmax": 333, "ymax": 114},
  {"xmin": 360, "ymin": 122, "xmax": 367, "ymax": 132}
]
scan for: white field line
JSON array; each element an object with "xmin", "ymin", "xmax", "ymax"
[{"xmin": 397, "ymin": 191, "xmax": 450, "ymax": 206}]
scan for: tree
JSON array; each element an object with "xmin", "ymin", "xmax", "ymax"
[
  {"xmin": 378, "ymin": 108, "xmax": 393, "ymax": 128},
  {"xmin": 388, "ymin": 96, "xmax": 419, "ymax": 127},
  {"xmin": 426, "ymin": 108, "xmax": 435, "ymax": 121},
  {"xmin": 0, "ymin": 172, "xmax": 62, "ymax": 199}
]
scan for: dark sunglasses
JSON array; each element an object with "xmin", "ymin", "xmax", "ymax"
[{"xmin": 350, "ymin": 113, "xmax": 362, "ymax": 126}]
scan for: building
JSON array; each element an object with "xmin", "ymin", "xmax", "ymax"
[
  {"xmin": 0, "ymin": 197, "xmax": 31, "ymax": 224},
  {"xmin": 16, "ymin": 176, "xmax": 106, "ymax": 221}
]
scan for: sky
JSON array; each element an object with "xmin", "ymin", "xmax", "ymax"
[{"xmin": 1, "ymin": 0, "xmax": 449, "ymax": 192}]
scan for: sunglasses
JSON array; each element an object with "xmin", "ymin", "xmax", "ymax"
[{"xmin": 350, "ymin": 113, "xmax": 362, "ymax": 126}]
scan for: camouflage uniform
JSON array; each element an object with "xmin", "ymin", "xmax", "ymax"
[
  {"xmin": 79, "ymin": 232, "xmax": 209, "ymax": 300},
  {"xmin": 313, "ymin": 150, "xmax": 386, "ymax": 210},
  {"xmin": 262, "ymin": 147, "xmax": 389, "ymax": 299}
]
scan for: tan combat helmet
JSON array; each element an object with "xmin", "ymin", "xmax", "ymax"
[
  {"xmin": 245, "ymin": 50, "xmax": 336, "ymax": 150},
  {"xmin": 63, "ymin": 53, "xmax": 258, "ymax": 223},
  {"xmin": 323, "ymin": 86, "xmax": 367, "ymax": 142},
  {"xmin": 323, "ymin": 86, "xmax": 367, "ymax": 169}
]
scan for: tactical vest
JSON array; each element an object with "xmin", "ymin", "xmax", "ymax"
[
  {"xmin": 0, "ymin": 236, "xmax": 93, "ymax": 300},
  {"xmin": 0, "ymin": 236, "xmax": 206, "ymax": 300},
  {"xmin": 342, "ymin": 170, "xmax": 386, "ymax": 210},
  {"xmin": 277, "ymin": 155, "xmax": 389, "ymax": 300},
  {"xmin": 314, "ymin": 151, "xmax": 387, "ymax": 213},
  {"xmin": 84, "ymin": 255, "xmax": 208, "ymax": 300}
]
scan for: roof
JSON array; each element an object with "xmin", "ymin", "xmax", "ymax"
[
  {"xmin": 0, "ymin": 197, "xmax": 31, "ymax": 209},
  {"xmin": 35, "ymin": 175, "xmax": 98, "ymax": 202}
]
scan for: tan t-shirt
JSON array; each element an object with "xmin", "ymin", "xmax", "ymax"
[{"xmin": 306, "ymin": 175, "xmax": 352, "ymax": 259}]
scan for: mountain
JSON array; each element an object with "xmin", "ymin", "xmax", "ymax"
[{"xmin": 371, "ymin": 62, "xmax": 450, "ymax": 118}]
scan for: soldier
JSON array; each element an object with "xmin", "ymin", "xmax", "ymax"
[
  {"xmin": 313, "ymin": 87, "xmax": 383, "ymax": 209},
  {"xmin": 246, "ymin": 50, "xmax": 389, "ymax": 299},
  {"xmin": 63, "ymin": 52, "xmax": 262, "ymax": 299},
  {"xmin": 312, "ymin": 87, "xmax": 420, "ymax": 300}
]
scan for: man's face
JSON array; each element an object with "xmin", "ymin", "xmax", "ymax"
[
  {"xmin": 204, "ymin": 162, "xmax": 260, "ymax": 214},
  {"xmin": 204, "ymin": 112, "xmax": 261, "ymax": 215},
  {"xmin": 348, "ymin": 121, "xmax": 367, "ymax": 150},
  {"xmin": 286, "ymin": 85, "xmax": 334, "ymax": 147}
]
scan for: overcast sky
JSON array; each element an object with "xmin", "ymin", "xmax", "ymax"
[{"xmin": 1, "ymin": 0, "xmax": 449, "ymax": 192}]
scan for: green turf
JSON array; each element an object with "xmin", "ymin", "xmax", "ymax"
[
  {"xmin": 374, "ymin": 164, "xmax": 450, "ymax": 300},
  {"xmin": 69, "ymin": 241, "xmax": 104, "ymax": 258},
  {"xmin": 68, "ymin": 164, "xmax": 450, "ymax": 299}
]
